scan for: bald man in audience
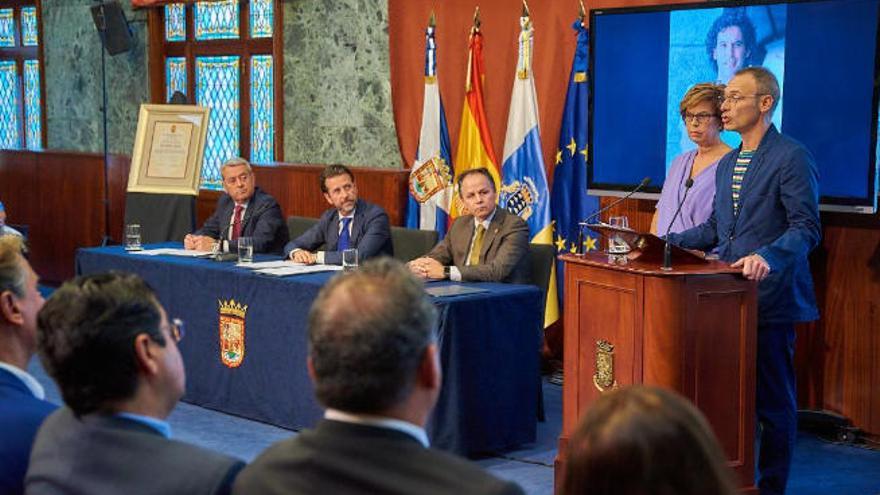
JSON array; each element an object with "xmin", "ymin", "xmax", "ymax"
[
  {"xmin": 234, "ymin": 258, "xmax": 524, "ymax": 495},
  {"xmin": 27, "ymin": 272, "xmax": 244, "ymax": 495},
  {"xmin": 0, "ymin": 236, "xmax": 55, "ymax": 495}
]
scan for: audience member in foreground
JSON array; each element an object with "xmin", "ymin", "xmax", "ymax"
[
  {"xmin": 284, "ymin": 164, "xmax": 393, "ymax": 265},
  {"xmin": 28, "ymin": 272, "xmax": 244, "ymax": 495},
  {"xmin": 234, "ymin": 258, "xmax": 523, "ymax": 495},
  {"xmin": 185, "ymin": 157, "xmax": 289, "ymax": 254},
  {"xmin": 563, "ymin": 385, "xmax": 738, "ymax": 495},
  {"xmin": 408, "ymin": 168, "xmax": 530, "ymax": 283},
  {"xmin": 0, "ymin": 201, "xmax": 23, "ymax": 238},
  {"xmin": 0, "ymin": 236, "xmax": 55, "ymax": 495}
]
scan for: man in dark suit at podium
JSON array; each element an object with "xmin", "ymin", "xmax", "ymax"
[
  {"xmin": 233, "ymin": 259, "xmax": 523, "ymax": 495},
  {"xmin": 184, "ymin": 157, "xmax": 288, "ymax": 254},
  {"xmin": 668, "ymin": 67, "xmax": 820, "ymax": 495},
  {"xmin": 0, "ymin": 236, "xmax": 56, "ymax": 495},
  {"xmin": 283, "ymin": 164, "xmax": 393, "ymax": 265}
]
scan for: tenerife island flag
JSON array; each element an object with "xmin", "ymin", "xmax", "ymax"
[
  {"xmin": 499, "ymin": 9, "xmax": 557, "ymax": 328},
  {"xmin": 407, "ymin": 14, "xmax": 454, "ymax": 240}
]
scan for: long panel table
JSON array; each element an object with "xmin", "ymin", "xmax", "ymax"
[{"xmin": 76, "ymin": 245, "xmax": 543, "ymax": 456}]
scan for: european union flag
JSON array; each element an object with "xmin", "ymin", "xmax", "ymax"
[{"xmin": 550, "ymin": 20, "xmax": 600, "ymax": 302}]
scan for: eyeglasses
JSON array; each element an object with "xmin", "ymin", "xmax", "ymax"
[
  {"xmin": 718, "ymin": 93, "xmax": 768, "ymax": 105},
  {"xmin": 170, "ymin": 318, "xmax": 185, "ymax": 343},
  {"xmin": 682, "ymin": 112, "xmax": 717, "ymax": 124}
]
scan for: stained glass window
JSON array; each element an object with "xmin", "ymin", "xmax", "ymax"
[
  {"xmin": 0, "ymin": 61, "xmax": 21, "ymax": 149},
  {"xmin": 250, "ymin": 56, "xmax": 273, "ymax": 164},
  {"xmin": 194, "ymin": 0, "xmax": 239, "ymax": 41},
  {"xmin": 165, "ymin": 3, "xmax": 185, "ymax": 42},
  {"xmin": 165, "ymin": 57, "xmax": 186, "ymax": 101},
  {"xmin": 196, "ymin": 56, "xmax": 240, "ymax": 188},
  {"xmin": 250, "ymin": 0, "xmax": 273, "ymax": 38},
  {"xmin": 23, "ymin": 59, "xmax": 40, "ymax": 150},
  {"xmin": 0, "ymin": 9, "xmax": 14, "ymax": 48},
  {"xmin": 21, "ymin": 7, "xmax": 37, "ymax": 47}
]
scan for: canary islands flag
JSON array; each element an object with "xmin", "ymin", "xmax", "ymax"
[
  {"xmin": 500, "ymin": 14, "xmax": 557, "ymax": 328},
  {"xmin": 407, "ymin": 19, "xmax": 454, "ymax": 239},
  {"xmin": 550, "ymin": 20, "xmax": 600, "ymax": 304},
  {"xmin": 452, "ymin": 18, "xmax": 499, "ymax": 218}
]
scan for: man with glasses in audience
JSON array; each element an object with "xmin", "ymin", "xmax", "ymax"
[
  {"xmin": 185, "ymin": 157, "xmax": 288, "ymax": 254},
  {"xmin": 27, "ymin": 272, "xmax": 244, "ymax": 495},
  {"xmin": 668, "ymin": 66, "xmax": 820, "ymax": 495},
  {"xmin": 0, "ymin": 236, "xmax": 55, "ymax": 495},
  {"xmin": 234, "ymin": 258, "xmax": 523, "ymax": 495}
]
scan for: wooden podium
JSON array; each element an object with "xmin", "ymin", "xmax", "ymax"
[{"xmin": 555, "ymin": 250, "xmax": 757, "ymax": 493}]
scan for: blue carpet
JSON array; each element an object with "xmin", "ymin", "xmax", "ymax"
[{"xmin": 26, "ymin": 359, "xmax": 880, "ymax": 494}]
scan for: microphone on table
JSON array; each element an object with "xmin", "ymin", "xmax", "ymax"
[
  {"xmin": 662, "ymin": 178, "xmax": 694, "ymax": 270},
  {"xmin": 580, "ymin": 177, "xmax": 651, "ymax": 227}
]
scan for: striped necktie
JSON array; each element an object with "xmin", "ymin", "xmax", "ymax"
[{"xmin": 468, "ymin": 224, "xmax": 485, "ymax": 266}]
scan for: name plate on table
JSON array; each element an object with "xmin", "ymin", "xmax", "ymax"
[{"xmin": 424, "ymin": 284, "xmax": 490, "ymax": 297}]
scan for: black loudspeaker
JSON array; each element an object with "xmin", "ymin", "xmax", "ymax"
[{"xmin": 90, "ymin": 1, "xmax": 133, "ymax": 55}]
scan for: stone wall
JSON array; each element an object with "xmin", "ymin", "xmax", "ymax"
[{"xmin": 40, "ymin": 0, "xmax": 401, "ymax": 166}]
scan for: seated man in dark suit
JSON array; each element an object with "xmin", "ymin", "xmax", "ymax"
[
  {"xmin": 0, "ymin": 236, "xmax": 56, "ymax": 495},
  {"xmin": 283, "ymin": 164, "xmax": 393, "ymax": 265},
  {"xmin": 408, "ymin": 168, "xmax": 530, "ymax": 283},
  {"xmin": 184, "ymin": 157, "xmax": 288, "ymax": 254},
  {"xmin": 27, "ymin": 272, "xmax": 244, "ymax": 495},
  {"xmin": 233, "ymin": 258, "xmax": 523, "ymax": 495}
]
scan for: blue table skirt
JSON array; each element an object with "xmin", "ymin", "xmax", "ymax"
[{"xmin": 75, "ymin": 244, "xmax": 543, "ymax": 455}]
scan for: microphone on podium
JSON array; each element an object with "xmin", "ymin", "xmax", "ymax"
[
  {"xmin": 662, "ymin": 177, "xmax": 694, "ymax": 270},
  {"xmin": 581, "ymin": 177, "xmax": 651, "ymax": 227}
]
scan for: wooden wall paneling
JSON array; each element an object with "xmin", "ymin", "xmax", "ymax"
[
  {"xmin": 0, "ymin": 150, "xmax": 40, "ymax": 227},
  {"xmin": 107, "ymin": 154, "xmax": 131, "ymax": 243}
]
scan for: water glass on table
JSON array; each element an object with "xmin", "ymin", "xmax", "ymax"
[
  {"xmin": 238, "ymin": 237, "xmax": 254, "ymax": 263},
  {"xmin": 342, "ymin": 248, "xmax": 359, "ymax": 271},
  {"xmin": 124, "ymin": 224, "xmax": 142, "ymax": 251}
]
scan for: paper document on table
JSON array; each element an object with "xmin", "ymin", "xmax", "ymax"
[
  {"xmin": 237, "ymin": 260, "xmax": 294, "ymax": 269},
  {"xmin": 424, "ymin": 285, "xmax": 490, "ymax": 297},
  {"xmin": 130, "ymin": 248, "xmax": 212, "ymax": 257},
  {"xmin": 256, "ymin": 265, "xmax": 344, "ymax": 276}
]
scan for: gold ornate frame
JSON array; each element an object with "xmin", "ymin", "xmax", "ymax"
[{"xmin": 127, "ymin": 104, "xmax": 210, "ymax": 196}]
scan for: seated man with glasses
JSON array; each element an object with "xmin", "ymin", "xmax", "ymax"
[
  {"xmin": 185, "ymin": 157, "xmax": 289, "ymax": 255},
  {"xmin": 27, "ymin": 272, "xmax": 244, "ymax": 495},
  {"xmin": 652, "ymin": 82, "xmax": 731, "ymax": 235}
]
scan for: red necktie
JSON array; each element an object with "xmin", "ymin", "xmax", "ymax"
[{"xmin": 231, "ymin": 205, "xmax": 243, "ymax": 240}]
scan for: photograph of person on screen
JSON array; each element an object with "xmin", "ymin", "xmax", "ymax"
[
  {"xmin": 665, "ymin": 6, "xmax": 786, "ymax": 171},
  {"xmin": 706, "ymin": 9, "xmax": 761, "ymax": 84}
]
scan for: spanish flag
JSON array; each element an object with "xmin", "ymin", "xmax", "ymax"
[{"xmin": 452, "ymin": 8, "xmax": 499, "ymax": 218}]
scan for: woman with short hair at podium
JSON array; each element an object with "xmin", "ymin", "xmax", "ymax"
[{"xmin": 652, "ymin": 83, "xmax": 731, "ymax": 235}]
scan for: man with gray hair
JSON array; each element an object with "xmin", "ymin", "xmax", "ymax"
[
  {"xmin": 234, "ymin": 258, "xmax": 523, "ymax": 495},
  {"xmin": 0, "ymin": 235, "xmax": 55, "ymax": 495},
  {"xmin": 185, "ymin": 157, "xmax": 288, "ymax": 254},
  {"xmin": 669, "ymin": 66, "xmax": 820, "ymax": 495}
]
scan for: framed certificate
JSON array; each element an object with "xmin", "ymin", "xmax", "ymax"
[{"xmin": 127, "ymin": 104, "xmax": 210, "ymax": 195}]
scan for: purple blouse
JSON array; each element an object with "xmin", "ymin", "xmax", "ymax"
[{"xmin": 656, "ymin": 149, "xmax": 719, "ymax": 235}]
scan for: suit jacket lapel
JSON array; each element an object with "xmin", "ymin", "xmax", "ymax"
[
  {"xmin": 733, "ymin": 126, "xmax": 777, "ymax": 224},
  {"xmin": 479, "ymin": 209, "xmax": 505, "ymax": 261},
  {"xmin": 348, "ymin": 200, "xmax": 365, "ymax": 247},
  {"xmin": 327, "ymin": 210, "xmax": 340, "ymax": 250}
]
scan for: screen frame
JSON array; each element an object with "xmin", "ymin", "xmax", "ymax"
[{"xmin": 587, "ymin": 0, "xmax": 880, "ymax": 213}]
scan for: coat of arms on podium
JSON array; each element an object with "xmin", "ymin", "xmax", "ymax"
[
  {"xmin": 593, "ymin": 339, "xmax": 617, "ymax": 392},
  {"xmin": 218, "ymin": 299, "xmax": 248, "ymax": 368},
  {"xmin": 409, "ymin": 156, "xmax": 452, "ymax": 203}
]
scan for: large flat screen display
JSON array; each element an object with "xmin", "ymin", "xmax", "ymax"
[{"xmin": 588, "ymin": 0, "xmax": 880, "ymax": 213}]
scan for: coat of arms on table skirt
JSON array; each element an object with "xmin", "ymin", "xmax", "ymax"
[{"xmin": 218, "ymin": 299, "xmax": 248, "ymax": 368}]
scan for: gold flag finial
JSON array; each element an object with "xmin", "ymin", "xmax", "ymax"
[
  {"xmin": 579, "ymin": 0, "xmax": 587, "ymax": 26},
  {"xmin": 522, "ymin": 0, "xmax": 530, "ymax": 17},
  {"xmin": 473, "ymin": 6, "xmax": 481, "ymax": 30},
  {"xmin": 428, "ymin": 10, "xmax": 435, "ymax": 28}
]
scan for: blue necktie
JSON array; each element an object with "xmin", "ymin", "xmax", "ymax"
[{"xmin": 337, "ymin": 217, "xmax": 352, "ymax": 251}]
